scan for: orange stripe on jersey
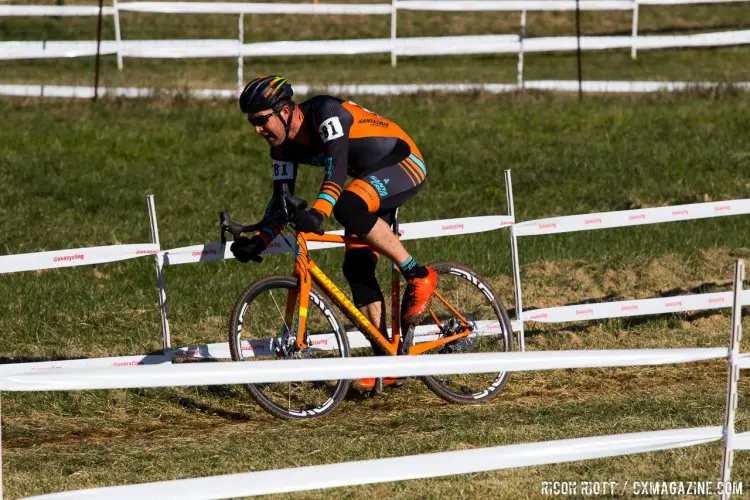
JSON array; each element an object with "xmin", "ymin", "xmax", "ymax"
[
  {"xmin": 345, "ymin": 179, "xmax": 380, "ymax": 213},
  {"xmin": 321, "ymin": 180, "xmax": 342, "ymax": 193},
  {"xmin": 403, "ymin": 159, "xmax": 425, "ymax": 183},
  {"xmin": 321, "ymin": 184, "xmax": 342, "ymax": 198},
  {"xmin": 399, "ymin": 161, "xmax": 419, "ymax": 186},
  {"xmin": 403, "ymin": 160, "xmax": 424, "ymax": 185},
  {"xmin": 311, "ymin": 198, "xmax": 334, "ymax": 218}
]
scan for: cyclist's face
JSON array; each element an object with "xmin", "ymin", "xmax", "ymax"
[{"xmin": 248, "ymin": 106, "xmax": 288, "ymax": 146}]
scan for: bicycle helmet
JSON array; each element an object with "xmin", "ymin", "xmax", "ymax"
[{"xmin": 239, "ymin": 75, "xmax": 294, "ymax": 114}]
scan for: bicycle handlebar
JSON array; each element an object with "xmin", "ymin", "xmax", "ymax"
[{"xmin": 219, "ymin": 184, "xmax": 308, "ymax": 246}]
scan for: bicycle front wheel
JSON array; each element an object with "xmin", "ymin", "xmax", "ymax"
[
  {"xmin": 228, "ymin": 276, "xmax": 351, "ymax": 419},
  {"xmin": 415, "ymin": 262, "xmax": 513, "ymax": 404}
]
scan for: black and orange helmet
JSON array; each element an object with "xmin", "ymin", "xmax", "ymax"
[{"xmin": 239, "ymin": 75, "xmax": 294, "ymax": 113}]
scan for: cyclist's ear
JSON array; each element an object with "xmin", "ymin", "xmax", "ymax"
[{"xmin": 279, "ymin": 103, "xmax": 292, "ymax": 120}]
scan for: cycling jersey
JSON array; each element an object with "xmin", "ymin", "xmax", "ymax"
[{"xmin": 256, "ymin": 95, "xmax": 425, "ymax": 245}]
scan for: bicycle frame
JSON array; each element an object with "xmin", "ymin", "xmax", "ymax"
[{"xmin": 287, "ymin": 231, "xmax": 473, "ymax": 356}]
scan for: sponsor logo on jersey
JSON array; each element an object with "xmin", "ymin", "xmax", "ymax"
[
  {"xmin": 358, "ymin": 118, "xmax": 389, "ymax": 128},
  {"xmin": 369, "ymin": 176, "xmax": 388, "ymax": 197}
]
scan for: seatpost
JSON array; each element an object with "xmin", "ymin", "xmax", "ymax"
[{"xmin": 391, "ymin": 208, "xmax": 401, "ymax": 342}]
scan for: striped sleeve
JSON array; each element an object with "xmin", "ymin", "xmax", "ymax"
[{"xmin": 310, "ymin": 100, "xmax": 353, "ymax": 218}]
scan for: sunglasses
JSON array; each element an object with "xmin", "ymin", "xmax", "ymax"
[{"xmin": 248, "ymin": 110, "xmax": 278, "ymax": 127}]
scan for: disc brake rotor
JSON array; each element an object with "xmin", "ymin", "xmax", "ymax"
[{"xmin": 438, "ymin": 314, "xmax": 478, "ymax": 353}]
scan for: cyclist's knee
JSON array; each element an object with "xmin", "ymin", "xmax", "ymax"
[
  {"xmin": 342, "ymin": 248, "xmax": 383, "ymax": 307},
  {"xmin": 334, "ymin": 191, "xmax": 378, "ymax": 238}
]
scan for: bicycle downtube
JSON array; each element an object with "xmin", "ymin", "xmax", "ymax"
[{"xmin": 308, "ymin": 261, "xmax": 398, "ymax": 355}]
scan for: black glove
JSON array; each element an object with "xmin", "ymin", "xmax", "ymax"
[
  {"xmin": 294, "ymin": 209, "xmax": 324, "ymax": 235},
  {"xmin": 230, "ymin": 235, "xmax": 266, "ymax": 263}
]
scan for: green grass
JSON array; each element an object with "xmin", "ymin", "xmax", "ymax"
[{"xmin": 1, "ymin": 91, "xmax": 750, "ymax": 498}]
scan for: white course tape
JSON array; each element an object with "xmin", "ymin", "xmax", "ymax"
[
  {"xmin": 117, "ymin": 2, "xmax": 391, "ymax": 15},
  {"xmin": 515, "ymin": 199, "xmax": 750, "ymax": 237},
  {"xmin": 524, "ymin": 290, "xmax": 750, "ymax": 323},
  {"xmin": 161, "ymin": 215, "xmax": 513, "ymax": 266},
  {"xmin": 737, "ymin": 353, "xmax": 750, "ymax": 369},
  {"xmin": 0, "ymin": 348, "xmax": 727, "ymax": 392},
  {"xmin": 0, "ymin": 243, "xmax": 160, "ymax": 274},
  {"xmin": 0, "ymin": 354, "xmax": 171, "ymax": 376},
  {"xmin": 171, "ymin": 320, "xmax": 504, "ymax": 359},
  {"xmin": 24, "ymin": 426, "xmax": 722, "ymax": 500},
  {"xmin": 3, "ymin": 30, "xmax": 750, "ymax": 60}
]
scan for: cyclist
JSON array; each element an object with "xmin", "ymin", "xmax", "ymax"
[{"xmin": 232, "ymin": 76, "xmax": 437, "ymax": 390}]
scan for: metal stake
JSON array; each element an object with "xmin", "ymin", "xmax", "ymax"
[
  {"xmin": 505, "ymin": 170, "xmax": 525, "ymax": 351},
  {"xmin": 147, "ymin": 195, "xmax": 171, "ymax": 352}
]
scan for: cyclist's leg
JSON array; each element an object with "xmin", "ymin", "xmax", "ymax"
[
  {"xmin": 333, "ymin": 159, "xmax": 437, "ymax": 327},
  {"xmin": 333, "ymin": 160, "xmax": 424, "ymax": 264},
  {"xmin": 341, "ymin": 244, "xmax": 389, "ymax": 355}
]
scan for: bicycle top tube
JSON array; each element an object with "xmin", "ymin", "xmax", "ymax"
[{"xmin": 298, "ymin": 232, "xmax": 367, "ymax": 246}]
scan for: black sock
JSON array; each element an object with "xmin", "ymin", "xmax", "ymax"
[{"xmin": 400, "ymin": 256, "xmax": 428, "ymax": 280}]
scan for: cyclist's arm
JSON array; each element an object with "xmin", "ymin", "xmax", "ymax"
[
  {"xmin": 254, "ymin": 157, "xmax": 298, "ymax": 246},
  {"xmin": 309, "ymin": 102, "xmax": 353, "ymax": 218}
]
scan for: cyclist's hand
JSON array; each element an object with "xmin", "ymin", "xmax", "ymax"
[
  {"xmin": 230, "ymin": 235, "xmax": 265, "ymax": 263},
  {"xmin": 294, "ymin": 209, "xmax": 325, "ymax": 235}
]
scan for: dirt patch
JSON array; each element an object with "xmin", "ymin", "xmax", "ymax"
[{"xmin": 519, "ymin": 248, "xmax": 747, "ymax": 310}]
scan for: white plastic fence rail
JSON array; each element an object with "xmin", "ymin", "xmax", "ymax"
[
  {"xmin": 3, "ymin": 0, "xmax": 746, "ymax": 16},
  {"xmin": 0, "ymin": 348, "xmax": 728, "ymax": 391},
  {"xmin": 3, "ymin": 30, "xmax": 750, "ymax": 60},
  {"xmin": 2, "ymin": 0, "xmax": 749, "ymax": 87},
  {"xmin": 22, "ymin": 427, "xmax": 728, "ymax": 500},
  {"xmin": 3, "ymin": 81, "xmax": 748, "ymax": 100},
  {"xmin": 1, "ymin": 336, "xmax": 744, "ymax": 499},
  {"xmin": 2, "ymin": 0, "xmax": 744, "ymax": 16}
]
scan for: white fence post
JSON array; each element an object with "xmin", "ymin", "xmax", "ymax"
[
  {"xmin": 517, "ymin": 9, "xmax": 527, "ymax": 89},
  {"xmin": 720, "ymin": 259, "xmax": 743, "ymax": 498},
  {"xmin": 237, "ymin": 13, "xmax": 245, "ymax": 92},
  {"xmin": 631, "ymin": 0, "xmax": 639, "ymax": 59},
  {"xmin": 505, "ymin": 169, "xmax": 525, "ymax": 351},
  {"xmin": 112, "ymin": 0, "xmax": 123, "ymax": 70},
  {"xmin": 147, "ymin": 195, "xmax": 172, "ymax": 352},
  {"xmin": 390, "ymin": 0, "xmax": 397, "ymax": 68}
]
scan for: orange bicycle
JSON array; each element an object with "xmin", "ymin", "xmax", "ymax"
[{"xmin": 221, "ymin": 186, "xmax": 513, "ymax": 419}]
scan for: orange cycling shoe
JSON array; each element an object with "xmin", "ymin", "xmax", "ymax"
[
  {"xmin": 352, "ymin": 377, "xmax": 401, "ymax": 392},
  {"xmin": 401, "ymin": 266, "xmax": 439, "ymax": 326}
]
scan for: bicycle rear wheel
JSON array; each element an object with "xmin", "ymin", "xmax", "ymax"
[
  {"xmin": 228, "ymin": 276, "xmax": 351, "ymax": 419},
  {"xmin": 412, "ymin": 261, "xmax": 513, "ymax": 404}
]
